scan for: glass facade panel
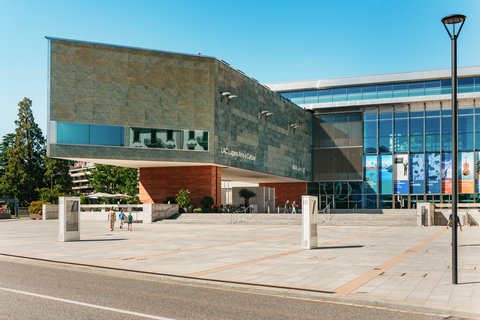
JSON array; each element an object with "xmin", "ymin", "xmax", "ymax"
[
  {"xmin": 377, "ymin": 84, "xmax": 392, "ymax": 99},
  {"xmin": 90, "ymin": 124, "xmax": 124, "ymax": 146},
  {"xmin": 56, "ymin": 122, "xmax": 208, "ymax": 151},
  {"xmin": 393, "ymin": 83, "xmax": 407, "ymax": 98},
  {"xmin": 304, "ymin": 90, "xmax": 318, "ymax": 104},
  {"xmin": 409, "ymin": 118, "xmax": 424, "ymax": 152},
  {"xmin": 289, "ymin": 92, "xmax": 304, "ymax": 105},
  {"xmin": 425, "ymin": 80, "xmax": 441, "ymax": 95},
  {"xmin": 442, "ymin": 112, "xmax": 452, "ymax": 151},
  {"xmin": 332, "ymin": 88, "xmax": 347, "ymax": 102},
  {"xmin": 57, "ymin": 122, "xmax": 89, "ymax": 145},
  {"xmin": 318, "ymin": 89, "xmax": 332, "ymax": 103},
  {"xmin": 425, "ymin": 117, "xmax": 440, "ymax": 152}
]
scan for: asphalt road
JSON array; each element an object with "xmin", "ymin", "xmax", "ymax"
[{"xmin": 0, "ymin": 256, "xmax": 449, "ymax": 320}]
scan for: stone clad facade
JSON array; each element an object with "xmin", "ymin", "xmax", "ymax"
[{"xmin": 47, "ymin": 37, "xmax": 312, "ymax": 206}]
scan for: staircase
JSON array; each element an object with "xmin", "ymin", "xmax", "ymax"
[{"xmin": 161, "ymin": 210, "xmax": 418, "ymax": 226}]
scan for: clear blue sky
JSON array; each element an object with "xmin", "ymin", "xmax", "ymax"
[{"xmin": 1, "ymin": 0, "xmax": 479, "ymax": 140}]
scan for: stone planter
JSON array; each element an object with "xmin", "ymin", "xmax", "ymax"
[{"xmin": 30, "ymin": 213, "xmax": 42, "ymax": 220}]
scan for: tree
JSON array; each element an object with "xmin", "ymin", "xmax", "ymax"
[
  {"xmin": 44, "ymin": 157, "xmax": 73, "ymax": 194},
  {"xmin": 238, "ymin": 188, "xmax": 256, "ymax": 207},
  {"xmin": 0, "ymin": 133, "xmax": 15, "ymax": 197},
  {"xmin": 0, "ymin": 98, "xmax": 46, "ymax": 206},
  {"xmin": 86, "ymin": 164, "xmax": 138, "ymax": 196}
]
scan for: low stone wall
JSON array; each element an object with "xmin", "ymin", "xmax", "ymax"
[
  {"xmin": 42, "ymin": 204, "xmax": 59, "ymax": 220},
  {"xmin": 147, "ymin": 204, "xmax": 178, "ymax": 223},
  {"xmin": 0, "ymin": 211, "xmax": 10, "ymax": 219}
]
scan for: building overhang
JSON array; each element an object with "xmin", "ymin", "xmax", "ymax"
[{"xmin": 56, "ymin": 157, "xmax": 309, "ymax": 184}]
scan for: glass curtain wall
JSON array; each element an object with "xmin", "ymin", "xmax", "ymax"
[{"xmin": 312, "ymin": 101, "xmax": 479, "ymax": 210}]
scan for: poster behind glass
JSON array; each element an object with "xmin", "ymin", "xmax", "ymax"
[
  {"xmin": 66, "ymin": 200, "xmax": 79, "ymax": 232},
  {"xmin": 476, "ymin": 152, "xmax": 480, "ymax": 193},
  {"xmin": 379, "ymin": 155, "xmax": 392, "ymax": 194},
  {"xmin": 442, "ymin": 152, "xmax": 452, "ymax": 194},
  {"xmin": 394, "ymin": 154, "xmax": 408, "ymax": 194},
  {"xmin": 459, "ymin": 152, "xmax": 474, "ymax": 193},
  {"xmin": 364, "ymin": 155, "xmax": 377, "ymax": 193},
  {"xmin": 426, "ymin": 153, "xmax": 441, "ymax": 193},
  {"xmin": 410, "ymin": 154, "xmax": 425, "ymax": 194}
]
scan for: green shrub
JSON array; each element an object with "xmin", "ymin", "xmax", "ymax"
[
  {"xmin": 200, "ymin": 195, "xmax": 215, "ymax": 208},
  {"xmin": 28, "ymin": 200, "xmax": 51, "ymax": 214}
]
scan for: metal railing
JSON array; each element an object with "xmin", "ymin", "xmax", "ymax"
[
  {"xmin": 318, "ymin": 204, "xmax": 331, "ymax": 224},
  {"xmin": 231, "ymin": 206, "xmax": 256, "ymax": 224}
]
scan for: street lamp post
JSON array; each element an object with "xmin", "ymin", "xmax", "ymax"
[
  {"xmin": 50, "ymin": 173, "xmax": 62, "ymax": 191},
  {"xmin": 441, "ymin": 13, "xmax": 466, "ymax": 285}
]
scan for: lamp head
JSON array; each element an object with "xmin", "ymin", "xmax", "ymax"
[
  {"xmin": 442, "ymin": 14, "xmax": 466, "ymax": 25},
  {"xmin": 441, "ymin": 14, "xmax": 466, "ymax": 38}
]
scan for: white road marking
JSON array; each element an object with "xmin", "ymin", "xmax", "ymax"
[{"xmin": 0, "ymin": 286, "xmax": 175, "ymax": 320}]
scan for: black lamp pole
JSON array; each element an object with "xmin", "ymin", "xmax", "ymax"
[{"xmin": 442, "ymin": 13, "xmax": 466, "ymax": 285}]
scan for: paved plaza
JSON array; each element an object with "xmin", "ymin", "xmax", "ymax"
[{"xmin": 0, "ymin": 218, "xmax": 479, "ymax": 319}]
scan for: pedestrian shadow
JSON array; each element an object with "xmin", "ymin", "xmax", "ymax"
[
  {"xmin": 458, "ymin": 281, "xmax": 480, "ymax": 285},
  {"xmin": 314, "ymin": 245, "xmax": 364, "ymax": 250},
  {"xmin": 81, "ymin": 238, "xmax": 127, "ymax": 242}
]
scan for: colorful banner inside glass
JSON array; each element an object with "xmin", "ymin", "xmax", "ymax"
[
  {"xmin": 476, "ymin": 152, "xmax": 480, "ymax": 193},
  {"xmin": 379, "ymin": 155, "xmax": 392, "ymax": 194},
  {"xmin": 426, "ymin": 153, "xmax": 441, "ymax": 194},
  {"xmin": 393, "ymin": 154, "xmax": 408, "ymax": 194},
  {"xmin": 459, "ymin": 152, "xmax": 474, "ymax": 193},
  {"xmin": 410, "ymin": 154, "xmax": 424, "ymax": 194},
  {"xmin": 364, "ymin": 155, "xmax": 377, "ymax": 193},
  {"xmin": 442, "ymin": 152, "xmax": 452, "ymax": 194}
]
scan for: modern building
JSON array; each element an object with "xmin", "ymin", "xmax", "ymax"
[
  {"xmin": 46, "ymin": 37, "xmax": 311, "ymax": 208},
  {"xmin": 268, "ymin": 67, "xmax": 480, "ymax": 209},
  {"xmin": 69, "ymin": 161, "xmax": 95, "ymax": 195},
  {"xmin": 46, "ymin": 37, "xmax": 480, "ymax": 211}
]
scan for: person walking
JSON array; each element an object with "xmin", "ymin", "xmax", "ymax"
[
  {"xmin": 127, "ymin": 211, "xmax": 133, "ymax": 231},
  {"xmin": 108, "ymin": 207, "xmax": 116, "ymax": 231},
  {"xmin": 447, "ymin": 213, "xmax": 463, "ymax": 245},
  {"xmin": 285, "ymin": 200, "xmax": 290, "ymax": 214},
  {"xmin": 292, "ymin": 201, "xmax": 297, "ymax": 214},
  {"xmin": 118, "ymin": 208, "xmax": 125, "ymax": 229}
]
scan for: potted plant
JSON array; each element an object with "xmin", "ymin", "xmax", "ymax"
[
  {"xmin": 238, "ymin": 188, "xmax": 256, "ymax": 208},
  {"xmin": 175, "ymin": 189, "xmax": 191, "ymax": 213},
  {"xmin": 200, "ymin": 196, "xmax": 215, "ymax": 213}
]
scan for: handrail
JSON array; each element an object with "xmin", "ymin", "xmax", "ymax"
[
  {"xmin": 231, "ymin": 206, "xmax": 256, "ymax": 224},
  {"xmin": 318, "ymin": 204, "xmax": 331, "ymax": 225}
]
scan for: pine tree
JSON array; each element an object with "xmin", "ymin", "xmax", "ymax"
[{"xmin": 0, "ymin": 98, "xmax": 46, "ymax": 206}]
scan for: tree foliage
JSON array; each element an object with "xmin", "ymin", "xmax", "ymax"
[
  {"xmin": 86, "ymin": 164, "xmax": 138, "ymax": 196},
  {"xmin": 36, "ymin": 185, "xmax": 72, "ymax": 204},
  {"xmin": 0, "ymin": 98, "xmax": 46, "ymax": 206},
  {"xmin": 238, "ymin": 188, "xmax": 257, "ymax": 207},
  {"xmin": 44, "ymin": 157, "xmax": 73, "ymax": 194},
  {"xmin": 0, "ymin": 133, "xmax": 15, "ymax": 197}
]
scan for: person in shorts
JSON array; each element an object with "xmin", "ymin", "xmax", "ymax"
[
  {"xmin": 108, "ymin": 207, "xmax": 116, "ymax": 231},
  {"xmin": 447, "ymin": 213, "xmax": 463, "ymax": 245},
  {"xmin": 127, "ymin": 211, "xmax": 133, "ymax": 231},
  {"xmin": 118, "ymin": 208, "xmax": 125, "ymax": 229}
]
